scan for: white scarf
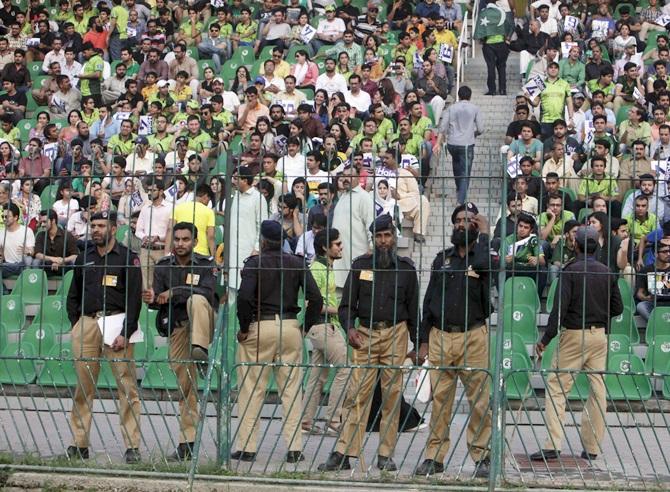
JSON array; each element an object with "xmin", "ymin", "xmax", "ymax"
[{"xmin": 294, "ymin": 61, "xmax": 308, "ymax": 86}]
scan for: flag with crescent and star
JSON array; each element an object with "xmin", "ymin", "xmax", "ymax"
[{"xmin": 474, "ymin": 3, "xmax": 513, "ymax": 40}]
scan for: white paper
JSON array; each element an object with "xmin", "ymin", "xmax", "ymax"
[
  {"xmin": 400, "ymin": 153, "xmax": 419, "ymax": 170},
  {"xmin": 561, "ymin": 41, "xmax": 578, "ymax": 59},
  {"xmin": 564, "ymin": 15, "xmax": 578, "ymax": 33},
  {"xmin": 651, "ymin": 159, "xmax": 670, "ymax": 197},
  {"xmin": 210, "ymin": 0, "xmax": 224, "ymax": 7},
  {"xmin": 656, "ymin": 15, "xmax": 670, "ymax": 27},
  {"xmin": 362, "ymin": 152, "xmax": 374, "ymax": 169},
  {"xmin": 633, "ymin": 86, "xmax": 645, "ymax": 103},
  {"xmin": 523, "ymin": 74, "xmax": 546, "ymax": 99},
  {"xmin": 300, "ymin": 24, "xmax": 316, "ymax": 44},
  {"xmin": 139, "ymin": 115, "xmax": 153, "ymax": 135},
  {"xmin": 584, "ymin": 120, "xmax": 595, "ymax": 146},
  {"xmin": 43, "ymin": 142, "xmax": 58, "ymax": 162},
  {"xmin": 647, "ymin": 272, "xmax": 670, "ymax": 297},
  {"xmin": 413, "ymin": 51, "xmax": 423, "ymax": 67},
  {"xmin": 113, "ymin": 111, "xmax": 131, "ymax": 122},
  {"xmin": 97, "ymin": 313, "xmax": 145, "ymax": 346},
  {"xmin": 26, "ymin": 38, "xmax": 40, "ymax": 47},
  {"xmin": 126, "ymin": 27, "xmax": 137, "ymax": 37},
  {"xmin": 591, "ymin": 19, "xmax": 609, "ymax": 39},
  {"xmin": 506, "ymin": 154, "xmax": 522, "ymax": 178},
  {"xmin": 438, "ymin": 44, "xmax": 453, "ymax": 64}
]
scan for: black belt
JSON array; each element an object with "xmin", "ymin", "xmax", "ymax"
[
  {"xmin": 367, "ymin": 321, "xmax": 399, "ymax": 330},
  {"xmin": 255, "ymin": 314, "xmax": 298, "ymax": 321},
  {"xmin": 142, "ymin": 245, "xmax": 165, "ymax": 250},
  {"xmin": 85, "ymin": 310, "xmax": 124, "ymax": 318},
  {"xmin": 565, "ymin": 325, "xmax": 606, "ymax": 331},
  {"xmin": 435, "ymin": 322, "xmax": 485, "ymax": 333}
]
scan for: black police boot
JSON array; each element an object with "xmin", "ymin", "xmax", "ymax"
[
  {"xmin": 529, "ymin": 449, "xmax": 561, "ymax": 461},
  {"xmin": 66, "ymin": 446, "xmax": 89, "ymax": 460},
  {"xmin": 415, "ymin": 459, "xmax": 444, "ymax": 475},
  {"xmin": 231, "ymin": 450, "xmax": 257, "ymax": 462},
  {"xmin": 377, "ymin": 455, "xmax": 397, "ymax": 471},
  {"xmin": 286, "ymin": 450, "xmax": 305, "ymax": 463},
  {"xmin": 317, "ymin": 451, "xmax": 351, "ymax": 471},
  {"xmin": 168, "ymin": 442, "xmax": 194, "ymax": 462},
  {"xmin": 581, "ymin": 450, "xmax": 598, "ymax": 460},
  {"xmin": 473, "ymin": 458, "xmax": 490, "ymax": 478},
  {"xmin": 125, "ymin": 448, "xmax": 141, "ymax": 464}
]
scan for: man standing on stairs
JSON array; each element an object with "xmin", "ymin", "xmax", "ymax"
[
  {"xmin": 475, "ymin": 0, "xmax": 513, "ymax": 96},
  {"xmin": 532, "ymin": 226, "xmax": 623, "ymax": 463},
  {"xmin": 415, "ymin": 202, "xmax": 493, "ymax": 478},
  {"xmin": 433, "ymin": 86, "xmax": 484, "ymax": 206}
]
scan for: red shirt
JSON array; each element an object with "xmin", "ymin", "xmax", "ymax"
[{"xmin": 19, "ymin": 155, "xmax": 51, "ymax": 177}]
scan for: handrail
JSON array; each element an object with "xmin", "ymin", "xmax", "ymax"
[
  {"xmin": 471, "ymin": 0, "xmax": 479, "ymax": 58},
  {"xmin": 456, "ymin": 11, "xmax": 469, "ymax": 99}
]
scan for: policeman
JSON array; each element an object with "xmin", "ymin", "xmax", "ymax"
[
  {"xmin": 66, "ymin": 211, "xmax": 142, "ymax": 464},
  {"xmin": 235, "ymin": 220, "xmax": 323, "ymax": 463},
  {"xmin": 531, "ymin": 226, "xmax": 623, "ymax": 462},
  {"xmin": 318, "ymin": 214, "xmax": 419, "ymax": 472},
  {"xmin": 141, "ymin": 222, "xmax": 217, "ymax": 462},
  {"xmin": 415, "ymin": 202, "xmax": 493, "ymax": 478}
]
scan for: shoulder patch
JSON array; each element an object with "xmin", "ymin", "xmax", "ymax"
[
  {"xmin": 243, "ymin": 254, "xmax": 259, "ymax": 264},
  {"xmin": 398, "ymin": 255, "xmax": 415, "ymax": 267},
  {"xmin": 352, "ymin": 253, "xmax": 372, "ymax": 263}
]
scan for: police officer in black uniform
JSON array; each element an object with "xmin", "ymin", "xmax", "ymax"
[
  {"xmin": 319, "ymin": 214, "xmax": 419, "ymax": 472},
  {"xmin": 234, "ymin": 220, "xmax": 323, "ymax": 463},
  {"xmin": 416, "ymin": 202, "xmax": 493, "ymax": 478},
  {"xmin": 142, "ymin": 221, "xmax": 218, "ymax": 461},
  {"xmin": 66, "ymin": 210, "xmax": 143, "ymax": 463}
]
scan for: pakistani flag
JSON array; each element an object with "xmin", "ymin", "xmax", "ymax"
[{"xmin": 474, "ymin": 4, "xmax": 512, "ymax": 40}]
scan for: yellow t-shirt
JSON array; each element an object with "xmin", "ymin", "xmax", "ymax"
[{"xmin": 172, "ymin": 201, "xmax": 215, "ymax": 256}]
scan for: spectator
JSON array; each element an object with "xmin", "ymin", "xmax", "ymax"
[
  {"xmin": 539, "ymin": 192, "xmax": 576, "ymax": 258},
  {"xmin": 547, "ymin": 219, "xmax": 580, "ymax": 285},
  {"xmin": 52, "ymin": 180, "xmax": 79, "ymax": 228},
  {"xmin": 0, "ymin": 202, "xmax": 34, "ymax": 279},
  {"xmin": 542, "ymin": 143, "xmax": 579, "ymax": 194},
  {"xmin": 622, "ymin": 174, "xmax": 666, "ymax": 225},
  {"xmin": 34, "ymin": 209, "xmax": 78, "ymax": 276},
  {"xmin": 635, "ymin": 241, "xmax": 670, "ymax": 320},
  {"xmin": 502, "ymin": 212, "xmax": 547, "ymax": 294},
  {"xmin": 493, "ymin": 193, "xmax": 524, "ymax": 251},
  {"xmin": 414, "ymin": 59, "xmax": 449, "ymax": 125},
  {"xmin": 577, "ymin": 156, "xmax": 621, "ymax": 217},
  {"xmin": 528, "ymin": 61, "xmax": 574, "ymax": 138},
  {"xmin": 295, "ymin": 212, "xmax": 327, "ymax": 264}
]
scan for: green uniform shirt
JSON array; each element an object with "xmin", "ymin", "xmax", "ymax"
[
  {"xmin": 540, "ymin": 78, "xmax": 571, "ymax": 123},
  {"xmin": 410, "ymin": 116, "xmax": 432, "ymax": 139},
  {"xmin": 111, "ymin": 5, "xmax": 129, "ymax": 40},
  {"xmin": 235, "ymin": 20, "xmax": 258, "ymax": 43},
  {"xmin": 539, "ymin": 210, "xmax": 576, "ymax": 241},
  {"xmin": 503, "ymin": 233, "xmax": 543, "ymax": 266},
  {"xmin": 558, "ymin": 59, "xmax": 585, "ymax": 87},
  {"xmin": 625, "ymin": 212, "xmax": 658, "ymax": 244},
  {"xmin": 578, "ymin": 174, "xmax": 619, "ymax": 198},
  {"xmin": 186, "ymin": 130, "xmax": 211, "ymax": 152},
  {"xmin": 550, "ymin": 238, "xmax": 577, "ymax": 265},
  {"xmin": 348, "ymin": 132, "xmax": 385, "ymax": 153},
  {"xmin": 212, "ymin": 109, "xmax": 234, "ymax": 126},
  {"xmin": 81, "ymin": 54, "xmax": 104, "ymax": 96},
  {"xmin": 108, "ymin": 133, "xmax": 137, "ymax": 156},
  {"xmin": 375, "ymin": 118, "xmax": 394, "ymax": 143},
  {"xmin": 586, "ymin": 79, "xmax": 616, "ymax": 97},
  {"xmin": 310, "ymin": 256, "xmax": 340, "ymax": 327},
  {"xmin": 148, "ymin": 133, "xmax": 174, "ymax": 153},
  {"xmin": 391, "ymin": 132, "xmax": 423, "ymax": 158}
]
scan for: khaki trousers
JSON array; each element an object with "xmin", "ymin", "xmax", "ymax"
[
  {"xmin": 70, "ymin": 315, "xmax": 141, "ymax": 449},
  {"xmin": 169, "ymin": 294, "xmax": 214, "ymax": 444},
  {"xmin": 425, "ymin": 325, "xmax": 492, "ymax": 463},
  {"xmin": 544, "ymin": 327, "xmax": 607, "ymax": 455},
  {"xmin": 335, "ymin": 322, "xmax": 408, "ymax": 458},
  {"xmin": 140, "ymin": 247, "xmax": 165, "ymax": 290},
  {"xmin": 402, "ymin": 195, "xmax": 431, "ymax": 236},
  {"xmin": 302, "ymin": 323, "xmax": 350, "ymax": 426},
  {"xmin": 236, "ymin": 317, "xmax": 303, "ymax": 453}
]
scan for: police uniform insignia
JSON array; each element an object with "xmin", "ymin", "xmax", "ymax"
[
  {"xmin": 185, "ymin": 273, "xmax": 200, "ymax": 285},
  {"xmin": 466, "ymin": 265, "xmax": 480, "ymax": 278},
  {"xmin": 359, "ymin": 270, "xmax": 374, "ymax": 281},
  {"xmin": 102, "ymin": 275, "xmax": 118, "ymax": 287},
  {"xmin": 443, "ymin": 258, "xmax": 451, "ymax": 267}
]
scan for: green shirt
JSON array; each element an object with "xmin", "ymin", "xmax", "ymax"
[
  {"xmin": 0, "ymin": 127, "xmax": 19, "ymax": 146},
  {"xmin": 625, "ymin": 212, "xmax": 658, "ymax": 244},
  {"xmin": 212, "ymin": 109, "xmax": 235, "ymax": 126},
  {"xmin": 410, "ymin": 116, "xmax": 432, "ymax": 139},
  {"xmin": 558, "ymin": 59, "xmax": 585, "ymax": 87},
  {"xmin": 186, "ymin": 130, "xmax": 211, "ymax": 152},
  {"xmin": 539, "ymin": 210, "xmax": 576, "ymax": 241},
  {"xmin": 550, "ymin": 238, "xmax": 577, "ymax": 265},
  {"xmin": 375, "ymin": 118, "xmax": 394, "ymax": 143},
  {"xmin": 108, "ymin": 133, "xmax": 137, "ymax": 156},
  {"xmin": 326, "ymin": 42, "xmax": 364, "ymax": 69},
  {"xmin": 503, "ymin": 233, "xmax": 543, "ymax": 266},
  {"xmin": 81, "ymin": 54, "xmax": 104, "ymax": 96},
  {"xmin": 235, "ymin": 20, "xmax": 258, "ymax": 43},
  {"xmin": 125, "ymin": 61, "xmax": 140, "ymax": 78},
  {"xmin": 540, "ymin": 78, "xmax": 571, "ymax": 123},
  {"xmin": 348, "ymin": 133, "xmax": 385, "ymax": 153},
  {"xmin": 391, "ymin": 132, "xmax": 423, "ymax": 158},
  {"xmin": 148, "ymin": 133, "xmax": 174, "ymax": 153},
  {"xmin": 310, "ymin": 257, "xmax": 340, "ymax": 327},
  {"xmin": 586, "ymin": 79, "xmax": 615, "ymax": 97},
  {"xmin": 111, "ymin": 5, "xmax": 129, "ymax": 40},
  {"xmin": 578, "ymin": 174, "xmax": 619, "ymax": 198}
]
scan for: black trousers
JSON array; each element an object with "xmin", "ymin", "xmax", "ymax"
[{"xmin": 482, "ymin": 42, "xmax": 509, "ymax": 94}]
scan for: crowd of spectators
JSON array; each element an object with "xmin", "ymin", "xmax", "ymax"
[
  {"xmin": 500, "ymin": 0, "xmax": 670, "ymax": 318},
  {"xmin": 0, "ymin": 0, "xmax": 468, "ymax": 292}
]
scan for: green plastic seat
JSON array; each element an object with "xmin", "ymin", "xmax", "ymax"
[
  {"xmin": 617, "ymin": 278, "xmax": 635, "ymax": 312},
  {"xmin": 185, "ymin": 47, "xmax": 199, "ymax": 60},
  {"xmin": 52, "ymin": 118, "xmax": 67, "ymax": 130},
  {"xmin": 37, "ymin": 343, "xmax": 77, "ymax": 387},
  {"xmin": 28, "ymin": 61, "xmax": 42, "ymax": 77},
  {"xmin": 233, "ymin": 46, "xmax": 255, "ymax": 66},
  {"xmin": 558, "ymin": 187, "xmax": 577, "ymax": 201},
  {"xmin": 607, "ymin": 334, "xmax": 630, "ymax": 361},
  {"xmin": 32, "ymin": 75, "xmax": 48, "ymax": 90},
  {"xmin": 141, "ymin": 346, "xmax": 179, "ymax": 389},
  {"xmin": 646, "ymin": 307, "xmax": 670, "ymax": 340},
  {"xmin": 257, "ymin": 45, "xmax": 275, "ymax": 62},
  {"xmin": 613, "ymin": 2, "xmax": 634, "ymax": 19},
  {"xmin": 0, "ymin": 342, "xmax": 37, "ymax": 384},
  {"xmin": 501, "ymin": 304, "xmax": 538, "ymax": 345},
  {"xmin": 610, "ymin": 306, "xmax": 639, "ymax": 343},
  {"xmin": 56, "ymin": 270, "xmax": 74, "ymax": 299},
  {"xmin": 605, "ymin": 354, "xmax": 651, "ymax": 400},
  {"xmin": 39, "ymin": 184, "xmax": 59, "ymax": 211},
  {"xmin": 249, "ymin": 58, "xmax": 263, "ymax": 78},
  {"xmin": 17, "ymin": 118, "xmax": 34, "ymax": 145},
  {"xmin": 645, "ymin": 335, "xmax": 670, "ymax": 374},
  {"xmin": 577, "ymin": 207, "xmax": 593, "ymax": 223},
  {"xmin": 221, "ymin": 59, "xmax": 241, "ymax": 87},
  {"xmin": 0, "ymin": 295, "xmax": 25, "ymax": 333},
  {"xmin": 615, "ymin": 105, "xmax": 633, "ymax": 126},
  {"xmin": 545, "ymin": 278, "xmax": 558, "ymax": 313},
  {"xmin": 505, "ymin": 352, "xmax": 534, "ymax": 400},
  {"xmin": 198, "ymin": 59, "xmax": 213, "ymax": 78},
  {"xmin": 23, "ymin": 323, "xmax": 55, "ymax": 356},
  {"xmin": 13, "ymin": 269, "xmax": 48, "ymax": 305},
  {"xmin": 26, "ymin": 92, "xmax": 38, "ymax": 114},
  {"xmin": 503, "ymin": 277, "xmax": 541, "ymax": 313},
  {"xmin": 541, "ymin": 338, "xmax": 590, "ymax": 400}
]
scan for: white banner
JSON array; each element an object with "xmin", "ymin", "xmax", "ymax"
[
  {"xmin": 300, "ymin": 24, "xmax": 316, "ymax": 44},
  {"xmin": 561, "ymin": 41, "xmax": 578, "ymax": 59},
  {"xmin": 138, "ymin": 115, "xmax": 153, "ymax": 135},
  {"xmin": 656, "ymin": 15, "xmax": 670, "ymax": 27},
  {"xmin": 438, "ymin": 44, "xmax": 453, "ymax": 64},
  {"xmin": 591, "ymin": 19, "xmax": 609, "ymax": 39},
  {"xmin": 506, "ymin": 154, "xmax": 522, "ymax": 178},
  {"xmin": 523, "ymin": 74, "xmax": 546, "ymax": 99},
  {"xmin": 564, "ymin": 15, "xmax": 578, "ymax": 33}
]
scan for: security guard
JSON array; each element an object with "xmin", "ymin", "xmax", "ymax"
[
  {"xmin": 415, "ymin": 202, "xmax": 493, "ymax": 478},
  {"xmin": 66, "ymin": 211, "xmax": 143, "ymax": 464},
  {"xmin": 142, "ymin": 222, "xmax": 217, "ymax": 462},
  {"xmin": 318, "ymin": 214, "xmax": 419, "ymax": 472},
  {"xmin": 235, "ymin": 220, "xmax": 323, "ymax": 463},
  {"xmin": 531, "ymin": 226, "xmax": 623, "ymax": 462}
]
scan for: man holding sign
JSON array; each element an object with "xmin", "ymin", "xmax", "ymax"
[{"xmin": 66, "ymin": 211, "xmax": 143, "ymax": 464}]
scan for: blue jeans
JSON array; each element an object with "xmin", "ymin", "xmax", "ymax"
[
  {"xmin": 198, "ymin": 42, "xmax": 230, "ymax": 72},
  {"xmin": 447, "ymin": 144, "xmax": 474, "ymax": 205},
  {"xmin": 636, "ymin": 300, "xmax": 670, "ymax": 320},
  {"xmin": 108, "ymin": 34, "xmax": 126, "ymax": 62}
]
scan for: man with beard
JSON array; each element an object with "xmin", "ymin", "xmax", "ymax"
[
  {"xmin": 65, "ymin": 211, "xmax": 142, "ymax": 464},
  {"xmin": 318, "ymin": 214, "xmax": 419, "ymax": 472},
  {"xmin": 414, "ymin": 202, "xmax": 492, "ymax": 478}
]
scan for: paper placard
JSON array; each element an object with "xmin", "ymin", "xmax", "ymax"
[
  {"xmin": 651, "ymin": 159, "xmax": 670, "ymax": 197},
  {"xmin": 506, "ymin": 155, "xmax": 522, "ymax": 178},
  {"xmin": 300, "ymin": 24, "xmax": 316, "ymax": 44},
  {"xmin": 97, "ymin": 313, "xmax": 144, "ymax": 346},
  {"xmin": 646, "ymin": 271, "xmax": 670, "ymax": 298},
  {"xmin": 507, "ymin": 234, "xmax": 535, "ymax": 257},
  {"xmin": 591, "ymin": 19, "xmax": 609, "ymax": 39},
  {"xmin": 126, "ymin": 27, "xmax": 137, "ymax": 37},
  {"xmin": 413, "ymin": 51, "xmax": 423, "ymax": 67},
  {"xmin": 210, "ymin": 0, "xmax": 224, "ymax": 7},
  {"xmin": 362, "ymin": 152, "xmax": 373, "ymax": 169},
  {"xmin": 561, "ymin": 41, "xmax": 578, "ymax": 59},
  {"xmin": 400, "ymin": 153, "xmax": 419, "ymax": 170},
  {"xmin": 114, "ymin": 111, "xmax": 131, "ymax": 121},
  {"xmin": 26, "ymin": 38, "xmax": 40, "ymax": 47},
  {"xmin": 274, "ymin": 99, "xmax": 296, "ymax": 115},
  {"xmin": 584, "ymin": 120, "xmax": 595, "ymax": 146},
  {"xmin": 523, "ymin": 74, "xmax": 546, "ymax": 99},
  {"xmin": 43, "ymin": 142, "xmax": 58, "ymax": 162},
  {"xmin": 139, "ymin": 115, "xmax": 153, "ymax": 135},
  {"xmin": 51, "ymin": 94, "xmax": 66, "ymax": 112},
  {"xmin": 130, "ymin": 190, "xmax": 144, "ymax": 209},
  {"xmin": 439, "ymin": 44, "xmax": 453, "ymax": 64},
  {"xmin": 633, "ymin": 86, "xmax": 645, "ymax": 103},
  {"xmin": 564, "ymin": 15, "xmax": 578, "ymax": 33},
  {"xmin": 656, "ymin": 15, "xmax": 670, "ymax": 27}
]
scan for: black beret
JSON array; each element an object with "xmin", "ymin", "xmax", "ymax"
[
  {"xmin": 369, "ymin": 213, "xmax": 394, "ymax": 234},
  {"xmin": 90, "ymin": 210, "xmax": 117, "ymax": 224},
  {"xmin": 451, "ymin": 202, "xmax": 479, "ymax": 224},
  {"xmin": 261, "ymin": 220, "xmax": 282, "ymax": 241}
]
